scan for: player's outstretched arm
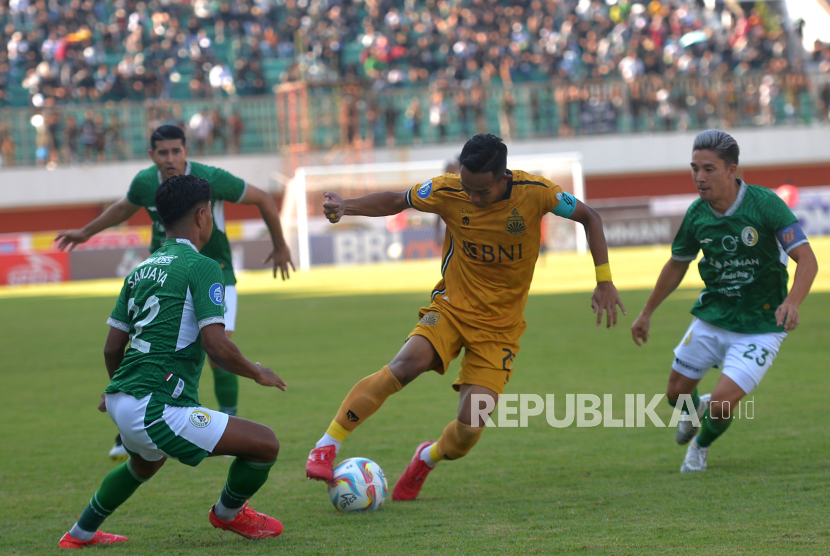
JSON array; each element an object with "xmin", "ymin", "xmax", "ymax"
[
  {"xmin": 775, "ymin": 243, "xmax": 818, "ymax": 332},
  {"xmin": 631, "ymin": 258, "xmax": 690, "ymax": 346},
  {"xmin": 323, "ymin": 190, "xmax": 409, "ymax": 222},
  {"xmin": 567, "ymin": 201, "xmax": 626, "ymax": 328},
  {"xmin": 201, "ymin": 324, "xmax": 287, "ymax": 390},
  {"xmin": 55, "ymin": 197, "xmax": 141, "ymax": 251},
  {"xmin": 238, "ymin": 184, "xmax": 294, "ymax": 280}
]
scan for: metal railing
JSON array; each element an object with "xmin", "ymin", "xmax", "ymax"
[{"xmin": 1, "ymin": 71, "xmax": 828, "ymax": 169}]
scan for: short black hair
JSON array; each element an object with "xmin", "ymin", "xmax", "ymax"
[
  {"xmin": 155, "ymin": 174, "xmax": 212, "ymax": 229},
  {"xmin": 150, "ymin": 125, "xmax": 186, "ymax": 150},
  {"xmin": 459, "ymin": 133, "xmax": 507, "ymax": 178},
  {"xmin": 693, "ymin": 129, "xmax": 739, "ymax": 167}
]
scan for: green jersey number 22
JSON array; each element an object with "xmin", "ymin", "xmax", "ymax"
[{"xmin": 128, "ymin": 296, "xmax": 160, "ymax": 353}]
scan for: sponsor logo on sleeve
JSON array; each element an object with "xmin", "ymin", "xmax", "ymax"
[
  {"xmin": 209, "ymin": 283, "xmax": 224, "ymax": 305},
  {"xmin": 417, "ymin": 180, "xmax": 433, "ymax": 199}
]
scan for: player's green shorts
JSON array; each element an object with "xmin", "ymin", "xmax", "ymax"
[{"xmin": 106, "ymin": 392, "xmax": 230, "ymax": 466}]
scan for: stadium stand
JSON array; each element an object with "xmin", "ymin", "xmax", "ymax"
[{"xmin": 0, "ymin": 0, "xmax": 828, "ymax": 167}]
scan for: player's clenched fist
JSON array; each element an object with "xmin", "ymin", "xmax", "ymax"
[{"xmin": 323, "ymin": 191, "xmax": 345, "ymax": 223}]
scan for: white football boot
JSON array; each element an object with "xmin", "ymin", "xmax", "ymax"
[
  {"xmin": 675, "ymin": 393, "xmax": 711, "ymax": 445},
  {"xmin": 680, "ymin": 438, "xmax": 709, "ymax": 473},
  {"xmin": 108, "ymin": 434, "xmax": 129, "ymax": 462}
]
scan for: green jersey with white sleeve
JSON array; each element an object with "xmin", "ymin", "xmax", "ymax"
[
  {"xmin": 126, "ymin": 161, "xmax": 247, "ymax": 285},
  {"xmin": 105, "ymin": 238, "xmax": 227, "ymax": 407},
  {"xmin": 671, "ymin": 180, "xmax": 802, "ymax": 334}
]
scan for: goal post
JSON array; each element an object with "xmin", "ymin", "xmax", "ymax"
[{"xmin": 280, "ymin": 154, "xmax": 585, "ymax": 272}]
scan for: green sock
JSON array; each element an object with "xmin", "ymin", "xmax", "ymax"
[
  {"xmin": 690, "ymin": 389, "xmax": 700, "ymax": 410},
  {"xmin": 77, "ymin": 461, "xmax": 147, "ymax": 533},
  {"xmin": 668, "ymin": 388, "xmax": 699, "ymax": 413},
  {"xmin": 219, "ymin": 458, "xmax": 276, "ymax": 510},
  {"xmin": 695, "ymin": 407, "xmax": 733, "ymax": 448},
  {"xmin": 212, "ymin": 365, "xmax": 239, "ymax": 416}
]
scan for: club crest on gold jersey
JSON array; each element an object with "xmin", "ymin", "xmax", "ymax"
[{"xmin": 506, "ymin": 208, "xmax": 526, "ymax": 237}]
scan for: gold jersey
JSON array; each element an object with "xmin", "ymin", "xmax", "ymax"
[{"xmin": 406, "ymin": 170, "xmax": 567, "ymax": 332}]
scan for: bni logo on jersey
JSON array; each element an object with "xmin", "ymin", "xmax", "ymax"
[{"xmin": 209, "ymin": 283, "xmax": 224, "ymax": 305}]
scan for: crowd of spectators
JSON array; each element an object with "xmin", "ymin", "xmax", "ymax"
[
  {"xmin": 0, "ymin": 0, "xmax": 808, "ymax": 109},
  {"xmin": 0, "ymin": 103, "xmax": 245, "ymax": 167},
  {"xmin": 1, "ymin": 0, "xmax": 827, "ymax": 167}
]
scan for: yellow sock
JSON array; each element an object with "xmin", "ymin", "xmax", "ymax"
[
  {"xmin": 435, "ymin": 419, "xmax": 483, "ymax": 461},
  {"xmin": 428, "ymin": 443, "xmax": 441, "ymax": 463},
  {"xmin": 326, "ymin": 421, "xmax": 351, "ymax": 443},
  {"xmin": 333, "ymin": 366, "xmax": 402, "ymax": 433}
]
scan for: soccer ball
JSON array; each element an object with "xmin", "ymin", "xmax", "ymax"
[{"xmin": 328, "ymin": 457, "xmax": 387, "ymax": 512}]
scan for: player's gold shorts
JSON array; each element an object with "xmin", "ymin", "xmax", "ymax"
[{"xmin": 408, "ymin": 304, "xmax": 525, "ymax": 395}]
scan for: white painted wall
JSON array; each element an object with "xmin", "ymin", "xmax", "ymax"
[{"xmin": 1, "ymin": 125, "xmax": 829, "ymax": 208}]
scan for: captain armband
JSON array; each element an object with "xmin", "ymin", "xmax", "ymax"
[
  {"xmin": 551, "ymin": 191, "xmax": 578, "ymax": 218},
  {"xmin": 595, "ymin": 263, "xmax": 612, "ymax": 283},
  {"xmin": 776, "ymin": 222, "xmax": 808, "ymax": 254}
]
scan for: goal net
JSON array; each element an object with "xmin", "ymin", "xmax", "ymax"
[{"xmin": 279, "ymin": 154, "xmax": 585, "ymax": 271}]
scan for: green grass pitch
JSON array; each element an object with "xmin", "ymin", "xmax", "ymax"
[{"xmin": 1, "ymin": 290, "xmax": 828, "ymax": 555}]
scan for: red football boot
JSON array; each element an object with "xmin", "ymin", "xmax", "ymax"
[
  {"xmin": 305, "ymin": 445, "xmax": 337, "ymax": 481},
  {"xmin": 209, "ymin": 502, "xmax": 283, "ymax": 539},
  {"xmin": 392, "ymin": 442, "xmax": 435, "ymax": 501},
  {"xmin": 58, "ymin": 530, "xmax": 128, "ymax": 549}
]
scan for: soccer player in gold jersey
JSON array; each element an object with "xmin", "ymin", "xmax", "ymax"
[{"xmin": 305, "ymin": 134, "xmax": 625, "ymax": 501}]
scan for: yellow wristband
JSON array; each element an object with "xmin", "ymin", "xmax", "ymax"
[{"xmin": 595, "ymin": 263, "xmax": 612, "ymax": 283}]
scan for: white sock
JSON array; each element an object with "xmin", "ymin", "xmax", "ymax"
[
  {"xmin": 315, "ymin": 433, "xmax": 341, "ymax": 453},
  {"xmin": 420, "ymin": 444, "xmax": 438, "ymax": 468},
  {"xmin": 213, "ymin": 499, "xmax": 243, "ymax": 521},
  {"xmin": 69, "ymin": 523, "xmax": 95, "ymax": 541}
]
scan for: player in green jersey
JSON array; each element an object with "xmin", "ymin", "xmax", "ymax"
[
  {"xmin": 631, "ymin": 130, "xmax": 818, "ymax": 473},
  {"xmin": 59, "ymin": 174, "xmax": 288, "ymax": 549},
  {"xmin": 56, "ymin": 125, "xmax": 292, "ymax": 458}
]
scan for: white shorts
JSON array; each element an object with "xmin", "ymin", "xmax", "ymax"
[
  {"xmin": 672, "ymin": 318, "xmax": 787, "ymax": 394},
  {"xmin": 224, "ymin": 285, "xmax": 237, "ymax": 332},
  {"xmin": 106, "ymin": 392, "xmax": 229, "ymax": 466}
]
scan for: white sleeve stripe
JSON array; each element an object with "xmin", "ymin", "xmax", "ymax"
[
  {"xmin": 198, "ymin": 317, "xmax": 225, "ymax": 329},
  {"xmin": 107, "ymin": 318, "xmax": 130, "ymax": 333},
  {"xmin": 236, "ymin": 182, "xmax": 250, "ymax": 204},
  {"xmin": 784, "ymin": 239, "xmax": 809, "ymax": 254},
  {"xmin": 671, "ymin": 254, "xmax": 697, "ymax": 262}
]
